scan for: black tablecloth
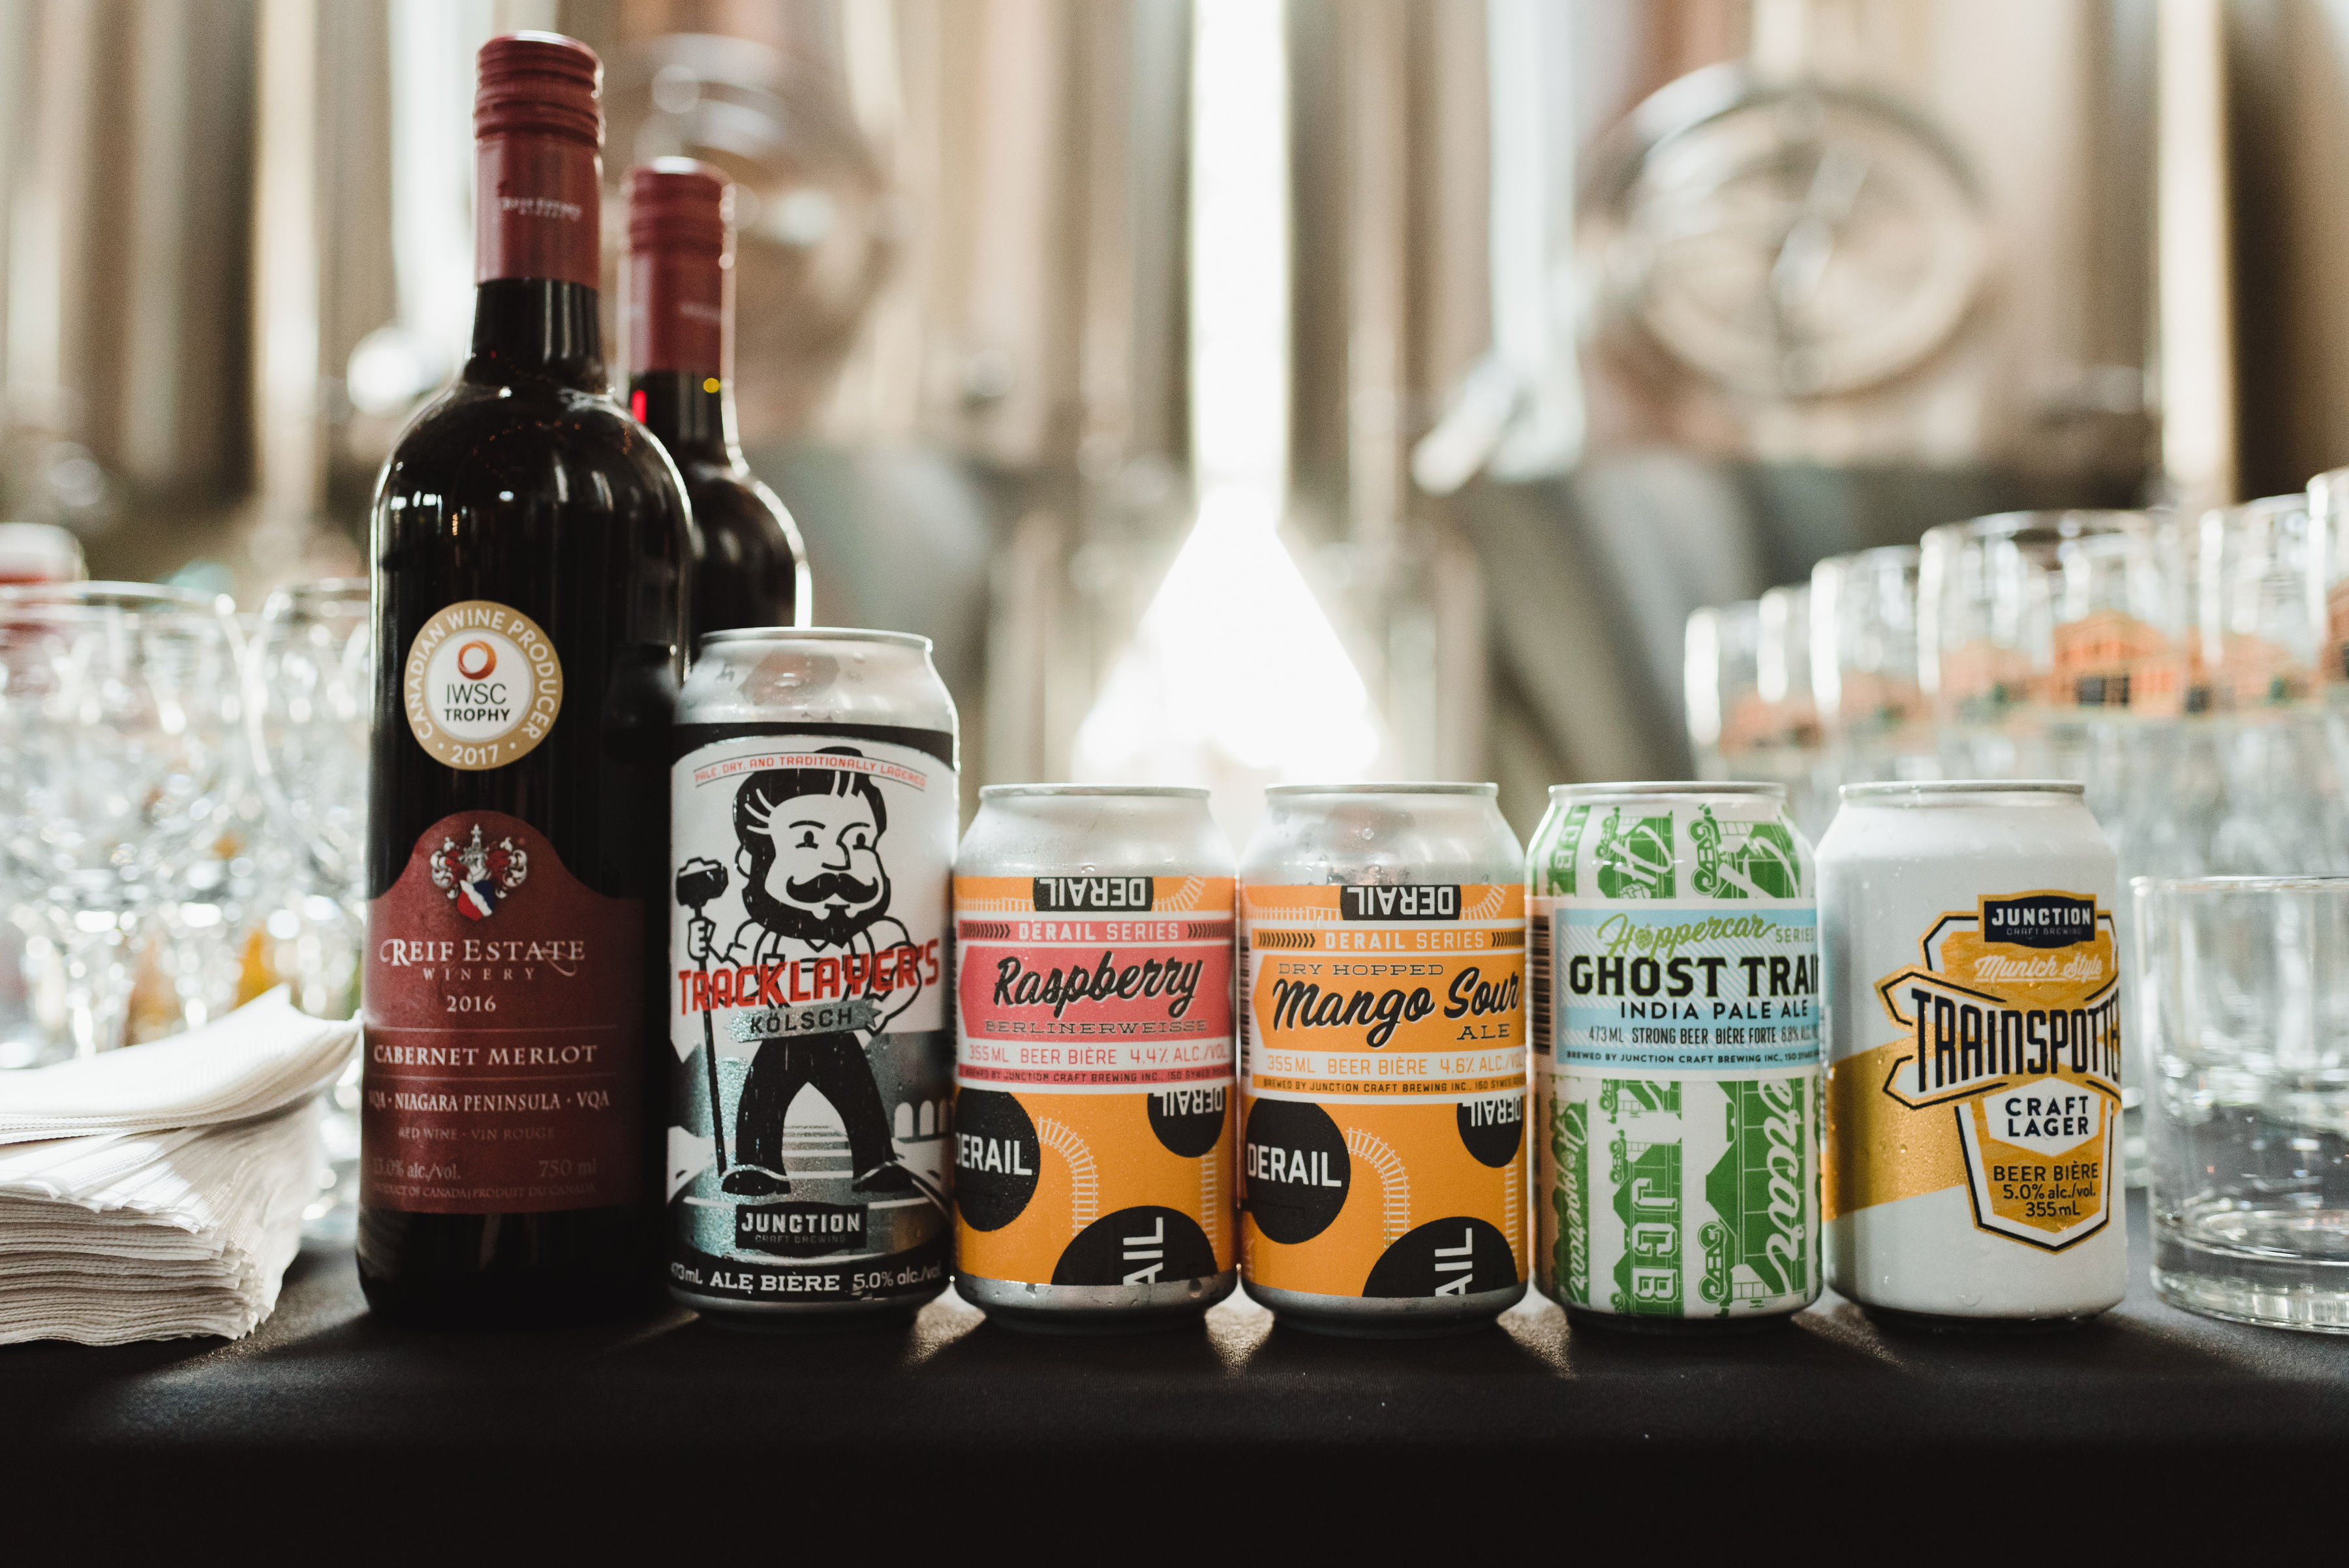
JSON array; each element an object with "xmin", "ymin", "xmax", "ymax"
[{"xmin": 12, "ymin": 1193, "xmax": 2343, "ymax": 1546}]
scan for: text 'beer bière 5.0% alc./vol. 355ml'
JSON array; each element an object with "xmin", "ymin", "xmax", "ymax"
[
  {"xmin": 667, "ymin": 629, "xmax": 958, "ymax": 1325},
  {"xmin": 952, "ymin": 786, "xmax": 1238, "ymax": 1332},
  {"xmin": 1819, "ymin": 781, "xmax": 2126, "ymax": 1326},
  {"xmin": 361, "ymin": 33, "xmax": 691, "ymax": 1326},
  {"xmin": 1530, "ymin": 782, "xmax": 1822, "ymax": 1332},
  {"xmin": 1238, "ymin": 784, "xmax": 1529, "ymax": 1336}
]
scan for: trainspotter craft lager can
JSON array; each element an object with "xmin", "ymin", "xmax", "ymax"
[
  {"xmin": 952, "ymin": 786, "xmax": 1238, "ymax": 1330},
  {"xmin": 1820, "ymin": 781, "xmax": 2126, "ymax": 1324},
  {"xmin": 666, "ymin": 630, "xmax": 957, "ymax": 1323},
  {"xmin": 1530, "ymin": 783, "xmax": 1823, "ymax": 1329},
  {"xmin": 1237, "ymin": 784, "xmax": 1527, "ymax": 1336}
]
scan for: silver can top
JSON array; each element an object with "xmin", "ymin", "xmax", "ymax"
[
  {"xmin": 979, "ymin": 783, "xmax": 1208, "ymax": 800},
  {"xmin": 1265, "ymin": 782, "xmax": 1496, "ymax": 797},
  {"xmin": 1840, "ymin": 779, "xmax": 2085, "ymax": 803},
  {"xmin": 1548, "ymin": 780, "xmax": 1786, "ymax": 799},
  {"xmin": 679, "ymin": 624, "xmax": 956, "ymax": 734}
]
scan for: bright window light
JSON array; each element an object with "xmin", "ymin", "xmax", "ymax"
[{"xmin": 1071, "ymin": 0, "xmax": 1380, "ymax": 837}]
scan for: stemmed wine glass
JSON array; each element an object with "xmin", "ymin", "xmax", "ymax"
[
  {"xmin": 247, "ymin": 581, "xmax": 372, "ymax": 904},
  {"xmin": 245, "ymin": 579, "xmax": 371, "ymax": 1237},
  {"xmin": 0, "ymin": 584, "xmax": 243, "ymax": 1057}
]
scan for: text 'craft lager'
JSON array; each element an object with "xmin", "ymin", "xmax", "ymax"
[
  {"xmin": 1238, "ymin": 785, "xmax": 1528, "ymax": 1337},
  {"xmin": 953, "ymin": 786, "xmax": 1238, "ymax": 1331},
  {"xmin": 666, "ymin": 630, "xmax": 957, "ymax": 1325},
  {"xmin": 1819, "ymin": 781, "xmax": 2126, "ymax": 1326},
  {"xmin": 1530, "ymin": 782, "xmax": 1822, "ymax": 1330}
]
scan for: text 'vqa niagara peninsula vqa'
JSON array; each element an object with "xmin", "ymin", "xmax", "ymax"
[
  {"xmin": 626, "ymin": 159, "xmax": 810, "ymax": 638},
  {"xmin": 361, "ymin": 32, "xmax": 691, "ymax": 1325}
]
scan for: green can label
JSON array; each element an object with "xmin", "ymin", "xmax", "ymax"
[{"xmin": 1529, "ymin": 791, "xmax": 1820, "ymax": 1322}]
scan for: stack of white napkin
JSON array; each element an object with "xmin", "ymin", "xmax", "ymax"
[{"xmin": 0, "ymin": 989, "xmax": 357, "ymax": 1345}]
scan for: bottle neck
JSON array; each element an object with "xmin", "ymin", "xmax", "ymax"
[
  {"xmin": 467, "ymin": 279, "xmax": 607, "ymax": 390},
  {"xmin": 629, "ymin": 370, "xmax": 735, "ymax": 463}
]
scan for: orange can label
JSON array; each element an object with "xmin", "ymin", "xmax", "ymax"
[
  {"xmin": 952, "ymin": 875, "xmax": 1235, "ymax": 1286},
  {"xmin": 1238, "ymin": 883, "xmax": 1527, "ymax": 1300}
]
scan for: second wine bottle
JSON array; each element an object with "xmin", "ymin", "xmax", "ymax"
[{"xmin": 626, "ymin": 158, "xmax": 810, "ymax": 639}]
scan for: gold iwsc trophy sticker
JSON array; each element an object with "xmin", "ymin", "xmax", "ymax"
[{"xmin": 403, "ymin": 599, "xmax": 564, "ymax": 771}]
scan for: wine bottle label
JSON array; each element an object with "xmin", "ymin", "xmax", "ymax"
[
  {"xmin": 401, "ymin": 599, "xmax": 564, "ymax": 771},
  {"xmin": 667, "ymin": 728, "xmax": 955, "ymax": 1307},
  {"xmin": 363, "ymin": 810, "xmax": 644, "ymax": 1214},
  {"xmin": 951, "ymin": 876, "xmax": 1237, "ymax": 1289}
]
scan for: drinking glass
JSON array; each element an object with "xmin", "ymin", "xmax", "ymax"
[
  {"xmin": 2139, "ymin": 875, "xmax": 2349, "ymax": 1331},
  {"xmin": 1749, "ymin": 583, "xmax": 1834, "ymax": 838},
  {"xmin": 1683, "ymin": 599, "xmax": 1761, "ymax": 780},
  {"xmin": 247, "ymin": 581, "xmax": 371, "ymax": 902},
  {"xmin": 2301, "ymin": 469, "xmax": 2349, "ymax": 862},
  {"xmin": 2198, "ymin": 496, "xmax": 2338, "ymax": 876},
  {"xmin": 1810, "ymin": 544, "xmax": 1932, "ymax": 786},
  {"xmin": 0, "ymin": 584, "xmax": 243, "ymax": 1058},
  {"xmin": 246, "ymin": 580, "xmax": 370, "ymax": 1237}
]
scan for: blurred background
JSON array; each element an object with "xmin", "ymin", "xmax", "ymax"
[{"xmin": 0, "ymin": 0, "xmax": 2341, "ymax": 846}]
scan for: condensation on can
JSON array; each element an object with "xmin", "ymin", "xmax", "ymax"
[
  {"xmin": 1236, "ymin": 784, "xmax": 1528, "ymax": 1336},
  {"xmin": 1819, "ymin": 780, "xmax": 2126, "ymax": 1325},
  {"xmin": 1529, "ymin": 781, "xmax": 1823, "ymax": 1331},
  {"xmin": 667, "ymin": 628, "xmax": 959, "ymax": 1325},
  {"xmin": 952, "ymin": 784, "xmax": 1240, "ymax": 1332}
]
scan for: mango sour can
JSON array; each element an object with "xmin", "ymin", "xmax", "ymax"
[
  {"xmin": 1237, "ymin": 784, "xmax": 1528, "ymax": 1336},
  {"xmin": 1529, "ymin": 782, "xmax": 1822, "ymax": 1330}
]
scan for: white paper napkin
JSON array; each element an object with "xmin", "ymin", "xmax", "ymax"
[{"xmin": 0, "ymin": 989, "xmax": 356, "ymax": 1345}]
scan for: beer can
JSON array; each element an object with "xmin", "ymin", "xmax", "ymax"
[
  {"xmin": 1820, "ymin": 781, "xmax": 2126, "ymax": 1323},
  {"xmin": 951, "ymin": 786, "xmax": 1238, "ymax": 1330},
  {"xmin": 666, "ymin": 629, "xmax": 957, "ymax": 1323},
  {"xmin": 1237, "ymin": 784, "xmax": 1528, "ymax": 1336},
  {"xmin": 1529, "ymin": 782, "xmax": 1822, "ymax": 1330}
]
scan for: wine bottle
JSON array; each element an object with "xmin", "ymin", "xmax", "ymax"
[
  {"xmin": 360, "ymin": 33, "xmax": 690, "ymax": 1325},
  {"xmin": 625, "ymin": 159, "xmax": 810, "ymax": 639}
]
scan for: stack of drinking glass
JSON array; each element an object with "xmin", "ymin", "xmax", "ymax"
[
  {"xmin": 1687, "ymin": 479, "xmax": 2349, "ymax": 881},
  {"xmin": 0, "ymin": 578, "xmax": 372, "ymax": 1238}
]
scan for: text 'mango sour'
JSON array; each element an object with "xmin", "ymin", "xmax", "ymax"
[{"xmin": 1238, "ymin": 784, "xmax": 1527, "ymax": 1336}]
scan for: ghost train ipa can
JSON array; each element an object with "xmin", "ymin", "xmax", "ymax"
[
  {"xmin": 1237, "ymin": 784, "xmax": 1528, "ymax": 1336},
  {"xmin": 1529, "ymin": 782, "xmax": 1822, "ymax": 1331},
  {"xmin": 667, "ymin": 629, "xmax": 957, "ymax": 1323},
  {"xmin": 1819, "ymin": 781, "xmax": 2125, "ymax": 1325},
  {"xmin": 952, "ymin": 786, "xmax": 1238, "ymax": 1331}
]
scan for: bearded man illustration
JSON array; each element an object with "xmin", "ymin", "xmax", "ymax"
[{"xmin": 686, "ymin": 750, "xmax": 925, "ymax": 1199}]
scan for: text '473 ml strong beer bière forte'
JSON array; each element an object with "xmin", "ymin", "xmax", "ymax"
[
  {"xmin": 952, "ymin": 786, "xmax": 1238, "ymax": 1330},
  {"xmin": 361, "ymin": 33, "xmax": 690, "ymax": 1325},
  {"xmin": 1531, "ymin": 783, "xmax": 1822, "ymax": 1329},
  {"xmin": 1238, "ymin": 785, "xmax": 1528, "ymax": 1336}
]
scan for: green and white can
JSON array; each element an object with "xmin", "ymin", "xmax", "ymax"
[{"xmin": 1529, "ymin": 782, "xmax": 1821, "ymax": 1330}]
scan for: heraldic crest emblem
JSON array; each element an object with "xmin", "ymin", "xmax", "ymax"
[{"xmin": 429, "ymin": 823, "xmax": 530, "ymax": 920}]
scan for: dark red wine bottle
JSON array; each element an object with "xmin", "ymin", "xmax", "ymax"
[
  {"xmin": 360, "ymin": 33, "xmax": 690, "ymax": 1325},
  {"xmin": 625, "ymin": 159, "xmax": 809, "ymax": 639}
]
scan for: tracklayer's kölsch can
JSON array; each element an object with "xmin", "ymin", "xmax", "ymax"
[
  {"xmin": 666, "ymin": 629, "xmax": 957, "ymax": 1323},
  {"xmin": 1819, "ymin": 781, "xmax": 2126, "ymax": 1325},
  {"xmin": 1529, "ymin": 782, "xmax": 1822, "ymax": 1330},
  {"xmin": 1237, "ymin": 784, "xmax": 1528, "ymax": 1336},
  {"xmin": 951, "ymin": 786, "xmax": 1238, "ymax": 1330}
]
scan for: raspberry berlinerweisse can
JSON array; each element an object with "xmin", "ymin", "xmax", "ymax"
[
  {"xmin": 1530, "ymin": 782, "xmax": 1822, "ymax": 1329},
  {"xmin": 1819, "ymin": 780, "xmax": 2125, "ymax": 1325},
  {"xmin": 952, "ymin": 786, "xmax": 1238, "ymax": 1330},
  {"xmin": 1237, "ymin": 784, "xmax": 1528, "ymax": 1336},
  {"xmin": 666, "ymin": 629, "xmax": 957, "ymax": 1323}
]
